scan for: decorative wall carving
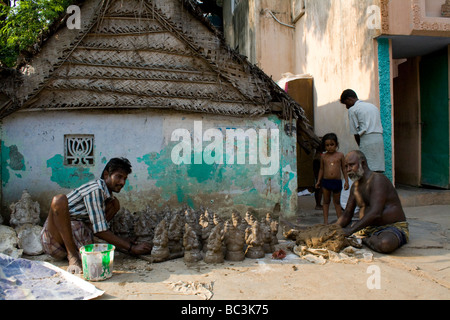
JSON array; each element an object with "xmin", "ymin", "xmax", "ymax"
[
  {"xmin": 412, "ymin": 0, "xmax": 450, "ymax": 32},
  {"xmin": 380, "ymin": 0, "xmax": 450, "ymax": 34},
  {"xmin": 441, "ymin": 0, "xmax": 450, "ymax": 17},
  {"xmin": 65, "ymin": 135, "xmax": 95, "ymax": 165}
]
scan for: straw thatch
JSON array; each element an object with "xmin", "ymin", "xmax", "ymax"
[{"xmin": 0, "ymin": 0, "xmax": 319, "ymax": 148}]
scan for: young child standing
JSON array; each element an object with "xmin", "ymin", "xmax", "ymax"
[{"xmin": 315, "ymin": 133, "xmax": 349, "ymax": 224}]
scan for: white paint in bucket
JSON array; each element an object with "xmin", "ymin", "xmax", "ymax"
[{"xmin": 80, "ymin": 243, "xmax": 115, "ymax": 281}]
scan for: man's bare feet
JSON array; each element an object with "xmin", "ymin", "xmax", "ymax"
[{"xmin": 67, "ymin": 255, "xmax": 83, "ymax": 274}]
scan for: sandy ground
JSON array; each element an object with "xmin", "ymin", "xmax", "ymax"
[{"xmin": 31, "ymin": 196, "xmax": 449, "ymax": 301}]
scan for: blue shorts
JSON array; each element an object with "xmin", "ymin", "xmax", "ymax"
[
  {"xmin": 373, "ymin": 226, "xmax": 408, "ymax": 247},
  {"xmin": 322, "ymin": 179, "xmax": 343, "ymax": 193}
]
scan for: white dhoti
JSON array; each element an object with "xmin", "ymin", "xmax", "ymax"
[
  {"xmin": 359, "ymin": 133, "xmax": 385, "ymax": 172},
  {"xmin": 340, "ymin": 179, "xmax": 360, "ymax": 215}
]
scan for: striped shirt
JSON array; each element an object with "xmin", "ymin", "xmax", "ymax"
[{"xmin": 67, "ymin": 179, "xmax": 112, "ymax": 234}]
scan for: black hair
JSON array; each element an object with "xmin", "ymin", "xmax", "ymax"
[
  {"xmin": 101, "ymin": 157, "xmax": 132, "ymax": 179},
  {"xmin": 340, "ymin": 89, "xmax": 358, "ymax": 103},
  {"xmin": 321, "ymin": 133, "xmax": 339, "ymax": 150}
]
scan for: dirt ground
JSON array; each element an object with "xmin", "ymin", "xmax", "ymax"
[{"xmin": 31, "ymin": 196, "xmax": 449, "ymax": 301}]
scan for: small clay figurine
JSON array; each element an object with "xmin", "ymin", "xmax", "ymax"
[
  {"xmin": 224, "ymin": 220, "xmax": 245, "ymax": 261},
  {"xmin": 260, "ymin": 218, "xmax": 275, "ymax": 254},
  {"xmin": 112, "ymin": 208, "xmax": 135, "ymax": 239},
  {"xmin": 203, "ymin": 224, "xmax": 224, "ymax": 264},
  {"xmin": 168, "ymin": 213, "xmax": 184, "ymax": 258},
  {"xmin": 183, "ymin": 223, "xmax": 202, "ymax": 263},
  {"xmin": 151, "ymin": 219, "xmax": 170, "ymax": 262},
  {"xmin": 9, "ymin": 190, "xmax": 40, "ymax": 228},
  {"xmin": 213, "ymin": 213, "xmax": 224, "ymax": 227},
  {"xmin": 9, "ymin": 190, "xmax": 43, "ymax": 256},
  {"xmin": 199, "ymin": 210, "xmax": 214, "ymax": 252},
  {"xmin": 245, "ymin": 221, "xmax": 265, "ymax": 259},
  {"xmin": 232, "ymin": 211, "xmax": 248, "ymax": 234},
  {"xmin": 244, "ymin": 211, "xmax": 256, "ymax": 226},
  {"xmin": 266, "ymin": 213, "xmax": 279, "ymax": 245},
  {"xmin": 184, "ymin": 209, "xmax": 201, "ymax": 235}
]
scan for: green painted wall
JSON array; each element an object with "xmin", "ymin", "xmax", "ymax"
[
  {"xmin": 1, "ymin": 141, "xmax": 26, "ymax": 187},
  {"xmin": 0, "ymin": 111, "xmax": 298, "ymax": 220},
  {"xmin": 46, "ymin": 154, "xmax": 95, "ymax": 189},
  {"xmin": 378, "ymin": 38, "xmax": 393, "ymax": 181}
]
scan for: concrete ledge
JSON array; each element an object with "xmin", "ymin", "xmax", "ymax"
[{"xmin": 397, "ymin": 185, "xmax": 450, "ymax": 207}]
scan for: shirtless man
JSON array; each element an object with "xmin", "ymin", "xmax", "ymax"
[
  {"xmin": 40, "ymin": 158, "xmax": 152, "ymax": 273},
  {"xmin": 336, "ymin": 150, "xmax": 409, "ymax": 253}
]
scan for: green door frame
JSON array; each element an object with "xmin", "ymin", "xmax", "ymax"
[{"xmin": 419, "ymin": 47, "xmax": 450, "ymax": 189}]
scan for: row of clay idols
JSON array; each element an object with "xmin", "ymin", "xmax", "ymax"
[
  {"xmin": 184, "ymin": 211, "xmax": 279, "ymax": 263},
  {"xmin": 159, "ymin": 211, "xmax": 278, "ymax": 263},
  {"xmin": 114, "ymin": 209, "xmax": 280, "ymax": 264}
]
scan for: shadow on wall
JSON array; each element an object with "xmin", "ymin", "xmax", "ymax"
[
  {"xmin": 314, "ymin": 83, "xmax": 379, "ymax": 157},
  {"xmin": 303, "ymin": 0, "xmax": 379, "ymax": 82}
]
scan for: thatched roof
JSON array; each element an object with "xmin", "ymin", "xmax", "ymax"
[{"xmin": 0, "ymin": 0, "xmax": 319, "ymax": 148}]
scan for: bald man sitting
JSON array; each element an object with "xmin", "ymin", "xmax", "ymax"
[{"xmin": 336, "ymin": 150, "xmax": 409, "ymax": 253}]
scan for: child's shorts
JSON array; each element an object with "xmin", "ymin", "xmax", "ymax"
[
  {"xmin": 322, "ymin": 179, "xmax": 343, "ymax": 193},
  {"xmin": 40, "ymin": 219, "xmax": 94, "ymax": 260}
]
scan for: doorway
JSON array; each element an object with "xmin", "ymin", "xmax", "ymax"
[
  {"xmin": 419, "ymin": 48, "xmax": 450, "ymax": 189},
  {"xmin": 394, "ymin": 47, "xmax": 450, "ymax": 189}
]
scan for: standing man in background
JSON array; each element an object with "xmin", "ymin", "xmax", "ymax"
[{"xmin": 340, "ymin": 89, "xmax": 385, "ymax": 173}]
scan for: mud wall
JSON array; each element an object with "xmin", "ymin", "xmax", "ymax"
[{"xmin": 0, "ymin": 109, "xmax": 297, "ymax": 222}]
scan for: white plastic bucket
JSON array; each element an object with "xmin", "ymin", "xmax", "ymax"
[{"xmin": 80, "ymin": 243, "xmax": 115, "ymax": 281}]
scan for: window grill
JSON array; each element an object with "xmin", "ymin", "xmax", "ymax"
[{"xmin": 64, "ymin": 135, "xmax": 95, "ymax": 165}]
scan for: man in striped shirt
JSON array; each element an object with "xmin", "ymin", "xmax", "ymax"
[{"xmin": 40, "ymin": 158, "xmax": 152, "ymax": 274}]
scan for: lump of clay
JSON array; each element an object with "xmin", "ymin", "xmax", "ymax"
[
  {"xmin": 183, "ymin": 223, "xmax": 202, "ymax": 263},
  {"xmin": 224, "ymin": 220, "xmax": 245, "ymax": 261},
  {"xmin": 245, "ymin": 221, "xmax": 265, "ymax": 259},
  {"xmin": 203, "ymin": 224, "xmax": 224, "ymax": 264},
  {"xmin": 151, "ymin": 219, "xmax": 170, "ymax": 262},
  {"xmin": 9, "ymin": 190, "xmax": 40, "ymax": 228},
  {"xmin": 295, "ymin": 224, "xmax": 351, "ymax": 252},
  {"xmin": 0, "ymin": 225, "xmax": 23, "ymax": 258},
  {"xmin": 16, "ymin": 224, "xmax": 44, "ymax": 256}
]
